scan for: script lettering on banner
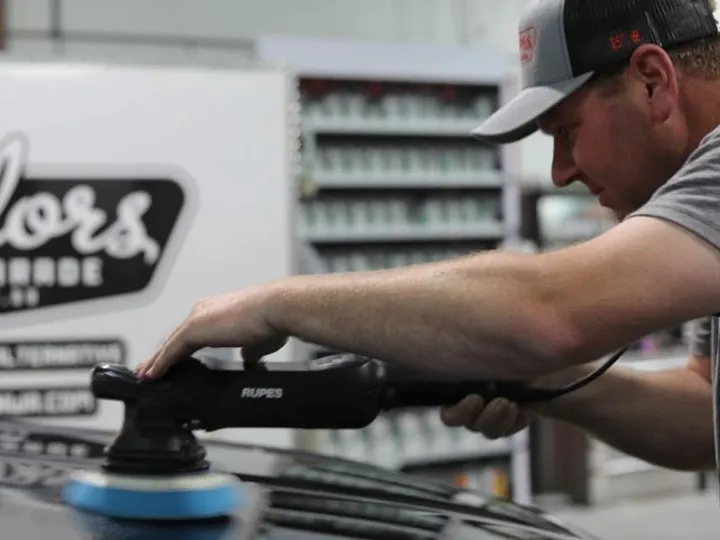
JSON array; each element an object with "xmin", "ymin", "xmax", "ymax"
[{"xmin": 0, "ymin": 132, "xmax": 188, "ymax": 314}]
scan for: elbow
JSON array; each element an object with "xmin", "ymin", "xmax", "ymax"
[
  {"xmin": 520, "ymin": 260, "xmax": 601, "ymax": 374},
  {"xmin": 529, "ymin": 326, "xmax": 584, "ymax": 378},
  {"xmin": 527, "ymin": 288, "xmax": 625, "ymax": 374},
  {"xmin": 508, "ymin": 254, "xmax": 639, "ymax": 371},
  {"xmin": 456, "ymin": 252, "xmax": 607, "ymax": 377},
  {"xmin": 489, "ymin": 303, "xmax": 588, "ymax": 380},
  {"xmin": 515, "ymin": 301, "xmax": 595, "ymax": 378},
  {"xmin": 547, "ymin": 322, "xmax": 594, "ymax": 370}
]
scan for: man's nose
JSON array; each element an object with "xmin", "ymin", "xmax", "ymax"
[{"xmin": 551, "ymin": 140, "xmax": 580, "ymax": 188}]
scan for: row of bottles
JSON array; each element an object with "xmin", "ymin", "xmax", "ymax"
[
  {"xmin": 314, "ymin": 144, "xmax": 497, "ymax": 177},
  {"xmin": 301, "ymin": 86, "xmax": 495, "ymax": 123},
  {"xmin": 301, "ymin": 196, "xmax": 501, "ymax": 232}
]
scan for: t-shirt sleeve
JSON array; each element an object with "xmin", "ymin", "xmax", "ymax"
[{"xmin": 627, "ymin": 126, "xmax": 720, "ymax": 251}]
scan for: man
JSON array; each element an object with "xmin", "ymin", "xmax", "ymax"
[
  {"xmin": 138, "ymin": 0, "xmax": 720, "ymax": 484},
  {"xmin": 436, "ymin": 0, "xmax": 720, "ymax": 474}
]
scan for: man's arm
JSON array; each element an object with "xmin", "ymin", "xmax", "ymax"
[
  {"xmin": 269, "ymin": 216, "xmax": 720, "ymax": 379},
  {"xmin": 538, "ymin": 353, "xmax": 714, "ymax": 471}
]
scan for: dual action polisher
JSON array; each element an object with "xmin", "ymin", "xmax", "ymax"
[{"xmin": 62, "ymin": 349, "xmax": 625, "ymax": 521}]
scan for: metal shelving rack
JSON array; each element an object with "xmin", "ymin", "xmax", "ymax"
[{"xmin": 257, "ymin": 35, "xmax": 531, "ymax": 504}]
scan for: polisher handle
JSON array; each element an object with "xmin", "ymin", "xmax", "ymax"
[
  {"xmin": 90, "ymin": 355, "xmax": 548, "ymax": 432},
  {"xmin": 200, "ymin": 355, "xmax": 386, "ymax": 430},
  {"xmin": 378, "ymin": 360, "xmax": 555, "ymax": 406}
]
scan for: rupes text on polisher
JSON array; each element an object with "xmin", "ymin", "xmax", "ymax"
[{"xmin": 240, "ymin": 387, "xmax": 283, "ymax": 399}]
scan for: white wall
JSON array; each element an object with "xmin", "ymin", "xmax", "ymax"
[
  {"xmin": 6, "ymin": 0, "xmax": 552, "ymax": 181},
  {"xmin": 8, "ymin": 0, "xmax": 530, "ymax": 50}
]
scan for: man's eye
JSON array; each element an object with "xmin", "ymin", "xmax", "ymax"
[{"xmin": 556, "ymin": 124, "xmax": 578, "ymax": 141}]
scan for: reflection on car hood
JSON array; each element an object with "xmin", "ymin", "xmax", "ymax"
[{"xmin": 0, "ymin": 418, "xmax": 599, "ymax": 540}]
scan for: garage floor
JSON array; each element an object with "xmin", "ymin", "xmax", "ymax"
[{"xmin": 552, "ymin": 492, "xmax": 719, "ymax": 539}]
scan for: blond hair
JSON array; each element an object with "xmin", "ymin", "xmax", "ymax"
[
  {"xmin": 668, "ymin": 0, "xmax": 720, "ymax": 79},
  {"xmin": 663, "ymin": 0, "xmax": 719, "ymax": 78},
  {"xmin": 667, "ymin": 38, "xmax": 720, "ymax": 79}
]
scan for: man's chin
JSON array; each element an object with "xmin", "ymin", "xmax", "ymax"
[{"xmin": 595, "ymin": 194, "xmax": 629, "ymax": 222}]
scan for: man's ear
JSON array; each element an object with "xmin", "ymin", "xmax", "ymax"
[{"xmin": 627, "ymin": 44, "xmax": 679, "ymax": 122}]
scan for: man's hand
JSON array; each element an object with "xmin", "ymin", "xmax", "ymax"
[
  {"xmin": 438, "ymin": 366, "xmax": 583, "ymax": 438},
  {"xmin": 439, "ymin": 355, "xmax": 717, "ymax": 471},
  {"xmin": 440, "ymin": 395, "xmax": 544, "ymax": 439},
  {"xmin": 136, "ymin": 283, "xmax": 288, "ymax": 379}
]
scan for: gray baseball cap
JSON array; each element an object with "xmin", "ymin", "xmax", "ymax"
[{"xmin": 472, "ymin": 0, "xmax": 720, "ymax": 144}]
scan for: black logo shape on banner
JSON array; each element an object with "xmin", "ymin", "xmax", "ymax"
[{"xmin": 0, "ymin": 133, "xmax": 187, "ymax": 313}]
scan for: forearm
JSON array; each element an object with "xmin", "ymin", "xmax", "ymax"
[
  {"xmin": 269, "ymin": 253, "xmax": 575, "ymax": 379},
  {"xmin": 542, "ymin": 360, "xmax": 714, "ymax": 471}
]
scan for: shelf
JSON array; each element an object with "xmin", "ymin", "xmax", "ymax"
[
  {"xmin": 305, "ymin": 117, "xmax": 481, "ymax": 137},
  {"xmin": 310, "ymin": 170, "xmax": 503, "ymax": 189},
  {"xmin": 300, "ymin": 222, "xmax": 505, "ymax": 243},
  {"xmin": 257, "ymin": 35, "xmax": 529, "ymax": 503}
]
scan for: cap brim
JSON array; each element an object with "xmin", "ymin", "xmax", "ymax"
[{"xmin": 471, "ymin": 72, "xmax": 594, "ymax": 144}]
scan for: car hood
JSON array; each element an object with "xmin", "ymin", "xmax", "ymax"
[{"xmin": 0, "ymin": 418, "xmax": 598, "ymax": 540}]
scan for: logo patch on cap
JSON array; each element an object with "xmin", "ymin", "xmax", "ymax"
[
  {"xmin": 609, "ymin": 28, "xmax": 644, "ymax": 53},
  {"xmin": 519, "ymin": 27, "xmax": 537, "ymax": 64}
]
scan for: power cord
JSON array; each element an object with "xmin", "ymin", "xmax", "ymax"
[{"xmin": 519, "ymin": 345, "xmax": 631, "ymax": 401}]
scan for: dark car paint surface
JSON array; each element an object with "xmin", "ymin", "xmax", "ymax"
[{"xmin": 0, "ymin": 418, "xmax": 599, "ymax": 540}]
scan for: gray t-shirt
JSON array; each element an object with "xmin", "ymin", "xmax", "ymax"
[{"xmin": 627, "ymin": 123, "xmax": 720, "ymax": 491}]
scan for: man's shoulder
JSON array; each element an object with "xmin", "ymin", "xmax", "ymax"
[
  {"xmin": 660, "ymin": 123, "xmax": 720, "ymax": 185},
  {"xmin": 700, "ymin": 123, "xmax": 720, "ymax": 146},
  {"xmin": 686, "ymin": 122, "xmax": 720, "ymax": 164},
  {"xmin": 628, "ymin": 123, "xmax": 720, "ymax": 251}
]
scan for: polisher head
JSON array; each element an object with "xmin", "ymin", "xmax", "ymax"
[
  {"xmin": 61, "ymin": 363, "xmax": 246, "ymax": 521},
  {"xmin": 62, "ymin": 468, "xmax": 245, "ymax": 521}
]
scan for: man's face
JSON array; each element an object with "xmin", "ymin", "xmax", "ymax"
[{"xmin": 536, "ymin": 58, "xmax": 688, "ymax": 220}]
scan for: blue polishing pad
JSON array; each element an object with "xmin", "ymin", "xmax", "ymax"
[{"xmin": 62, "ymin": 469, "xmax": 245, "ymax": 521}]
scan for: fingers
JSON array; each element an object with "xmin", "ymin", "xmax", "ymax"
[
  {"xmin": 136, "ymin": 306, "xmax": 289, "ymax": 379},
  {"xmin": 440, "ymin": 395, "xmax": 484, "ymax": 426},
  {"xmin": 241, "ymin": 335, "xmax": 289, "ymax": 365},
  {"xmin": 468, "ymin": 398, "xmax": 521, "ymax": 439},
  {"xmin": 136, "ymin": 318, "xmax": 200, "ymax": 379},
  {"xmin": 440, "ymin": 395, "xmax": 529, "ymax": 439}
]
